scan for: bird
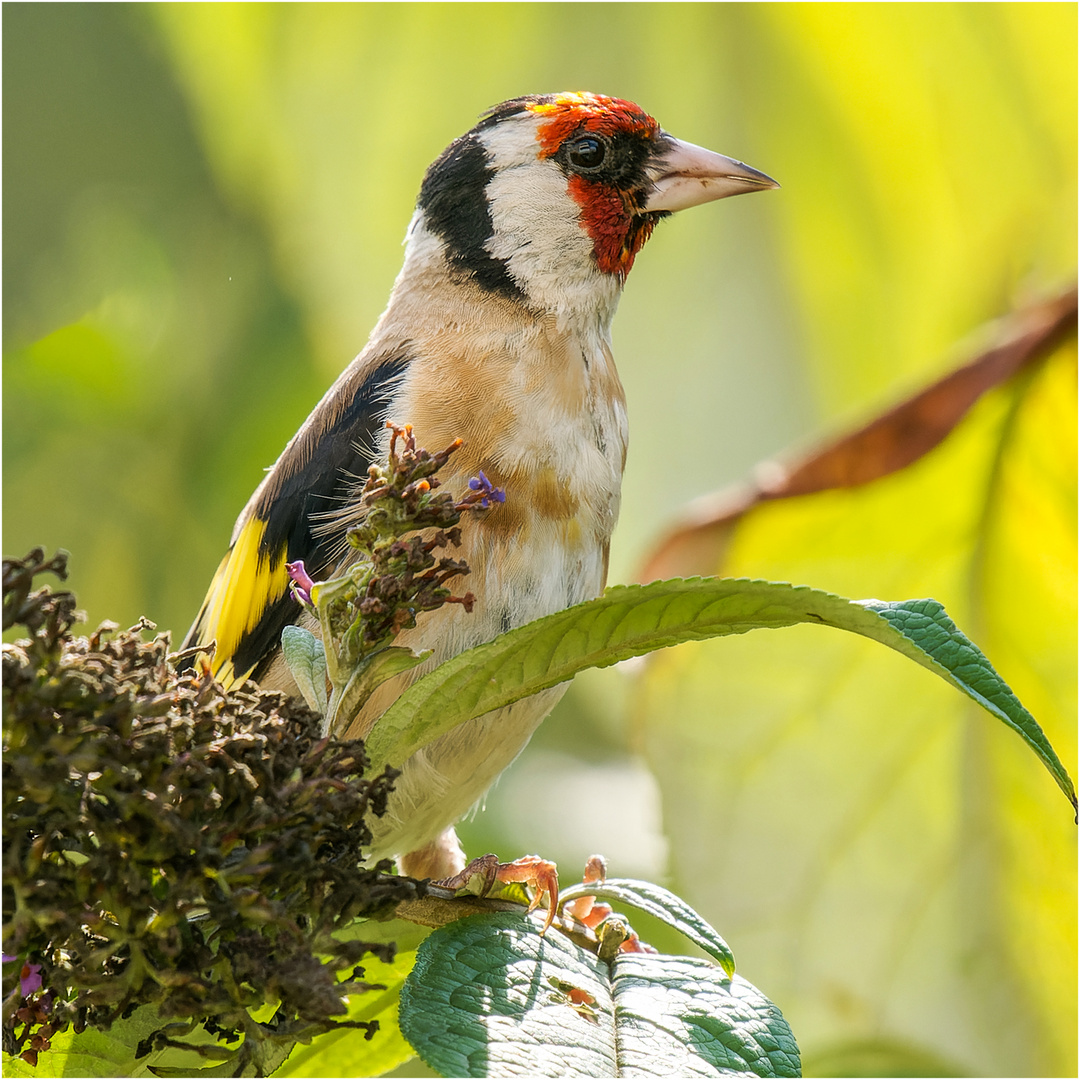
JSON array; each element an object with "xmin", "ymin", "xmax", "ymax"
[{"xmin": 182, "ymin": 91, "xmax": 777, "ymax": 889}]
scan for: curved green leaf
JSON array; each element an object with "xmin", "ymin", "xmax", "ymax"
[
  {"xmin": 860, "ymin": 598, "xmax": 1075, "ymax": 810},
  {"xmin": 366, "ymin": 578, "xmax": 1076, "ymax": 809},
  {"xmin": 398, "ymin": 911, "xmax": 799, "ymax": 1078},
  {"xmin": 558, "ymin": 877, "xmax": 736, "ymax": 977},
  {"xmin": 281, "ymin": 624, "xmax": 328, "ymax": 716},
  {"xmin": 612, "ymin": 953, "xmax": 801, "ymax": 1078}
]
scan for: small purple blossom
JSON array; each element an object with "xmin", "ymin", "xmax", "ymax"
[
  {"xmin": 20, "ymin": 962, "xmax": 43, "ymax": 997},
  {"xmin": 466, "ymin": 471, "xmax": 506, "ymax": 509},
  {"xmin": 3, "ymin": 954, "xmax": 43, "ymax": 999},
  {"xmin": 286, "ymin": 561, "xmax": 315, "ymax": 607}
]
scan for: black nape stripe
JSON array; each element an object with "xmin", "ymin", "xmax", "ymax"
[
  {"xmin": 230, "ymin": 349, "xmax": 412, "ymax": 678},
  {"xmin": 417, "ymin": 132, "xmax": 523, "ymax": 301}
]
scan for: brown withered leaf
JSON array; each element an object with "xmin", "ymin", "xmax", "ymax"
[{"xmin": 639, "ymin": 285, "xmax": 1077, "ymax": 582}]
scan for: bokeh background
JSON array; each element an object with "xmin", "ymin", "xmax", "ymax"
[{"xmin": 4, "ymin": 4, "xmax": 1075, "ymax": 1077}]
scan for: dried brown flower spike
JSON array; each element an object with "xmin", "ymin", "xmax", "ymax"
[{"xmin": 2, "ymin": 549, "xmax": 420, "ymax": 1074}]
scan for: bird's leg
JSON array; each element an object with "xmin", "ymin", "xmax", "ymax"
[
  {"xmin": 398, "ymin": 826, "xmax": 468, "ymax": 881},
  {"xmin": 436, "ymin": 853, "xmax": 560, "ymax": 933}
]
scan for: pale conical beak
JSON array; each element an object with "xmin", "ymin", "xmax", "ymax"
[{"xmin": 644, "ymin": 135, "xmax": 779, "ymax": 212}]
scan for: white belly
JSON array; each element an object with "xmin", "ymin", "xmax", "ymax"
[{"xmin": 364, "ymin": 516, "xmax": 609, "ymax": 862}]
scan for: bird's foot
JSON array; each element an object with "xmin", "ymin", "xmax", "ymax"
[
  {"xmin": 437, "ymin": 853, "xmax": 654, "ymax": 953},
  {"xmin": 560, "ymin": 854, "xmax": 607, "ymax": 926},
  {"xmin": 436, "ymin": 852, "xmax": 560, "ymax": 932},
  {"xmin": 562, "ymin": 855, "xmax": 655, "ymax": 955}
]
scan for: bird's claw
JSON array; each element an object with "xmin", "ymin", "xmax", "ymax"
[
  {"xmin": 439, "ymin": 852, "xmax": 654, "ymax": 953},
  {"xmin": 436, "ymin": 852, "xmax": 561, "ymax": 933},
  {"xmin": 563, "ymin": 854, "xmax": 655, "ymax": 955}
]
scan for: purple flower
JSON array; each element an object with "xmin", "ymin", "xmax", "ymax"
[
  {"xmin": 1, "ymin": 954, "xmax": 40, "ymax": 998},
  {"xmin": 286, "ymin": 561, "xmax": 315, "ymax": 607},
  {"xmin": 19, "ymin": 962, "xmax": 42, "ymax": 997},
  {"xmin": 467, "ymin": 471, "xmax": 506, "ymax": 509}
]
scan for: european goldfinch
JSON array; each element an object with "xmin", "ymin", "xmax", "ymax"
[{"xmin": 183, "ymin": 92, "xmax": 776, "ymax": 882}]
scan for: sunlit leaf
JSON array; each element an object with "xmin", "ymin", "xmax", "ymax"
[
  {"xmin": 276, "ymin": 924, "xmax": 429, "ymax": 1079},
  {"xmin": 367, "ymin": 577, "xmax": 1073, "ymax": 811},
  {"xmin": 643, "ymin": 289, "xmax": 1077, "ymax": 582},
  {"xmin": 398, "ymin": 912, "xmax": 799, "ymax": 1078},
  {"xmin": 1, "ymin": 1007, "xmax": 228, "ymax": 1079}
]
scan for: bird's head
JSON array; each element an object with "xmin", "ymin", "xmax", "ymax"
[{"xmin": 409, "ymin": 92, "xmax": 777, "ymax": 320}]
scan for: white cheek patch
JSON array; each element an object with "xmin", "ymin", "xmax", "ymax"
[
  {"xmin": 480, "ymin": 116, "xmax": 544, "ymax": 169},
  {"xmin": 479, "ymin": 128, "xmax": 622, "ymax": 321},
  {"xmin": 485, "ymin": 164, "xmax": 590, "ymax": 271}
]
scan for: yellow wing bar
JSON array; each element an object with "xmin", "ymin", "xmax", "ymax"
[{"xmin": 187, "ymin": 517, "xmax": 290, "ymax": 689}]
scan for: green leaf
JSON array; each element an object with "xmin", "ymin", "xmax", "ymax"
[
  {"xmin": 398, "ymin": 911, "xmax": 799, "ymax": 1078},
  {"xmin": 558, "ymin": 877, "xmax": 736, "ymax": 977},
  {"xmin": 860, "ymin": 597, "xmax": 1075, "ymax": 809},
  {"xmin": 326, "ymin": 645, "xmax": 431, "ymax": 738},
  {"xmin": 611, "ymin": 954, "xmax": 801, "ymax": 1078},
  {"xmin": 281, "ymin": 624, "xmax": 328, "ymax": 716},
  {"xmin": 276, "ymin": 924, "xmax": 429, "ymax": 1079},
  {"xmin": 1, "ymin": 1007, "xmax": 229, "ymax": 1078},
  {"xmin": 367, "ymin": 578, "xmax": 1075, "ymax": 809},
  {"xmin": 3, "ymin": 928, "xmax": 429, "ymax": 1080},
  {"xmin": 150, "ymin": 1062, "xmax": 240, "ymax": 1078}
]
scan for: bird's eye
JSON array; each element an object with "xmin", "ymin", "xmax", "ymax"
[{"xmin": 568, "ymin": 136, "xmax": 606, "ymax": 170}]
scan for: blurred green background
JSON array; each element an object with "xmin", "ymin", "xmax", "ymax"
[{"xmin": 3, "ymin": 4, "xmax": 1075, "ymax": 1077}]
